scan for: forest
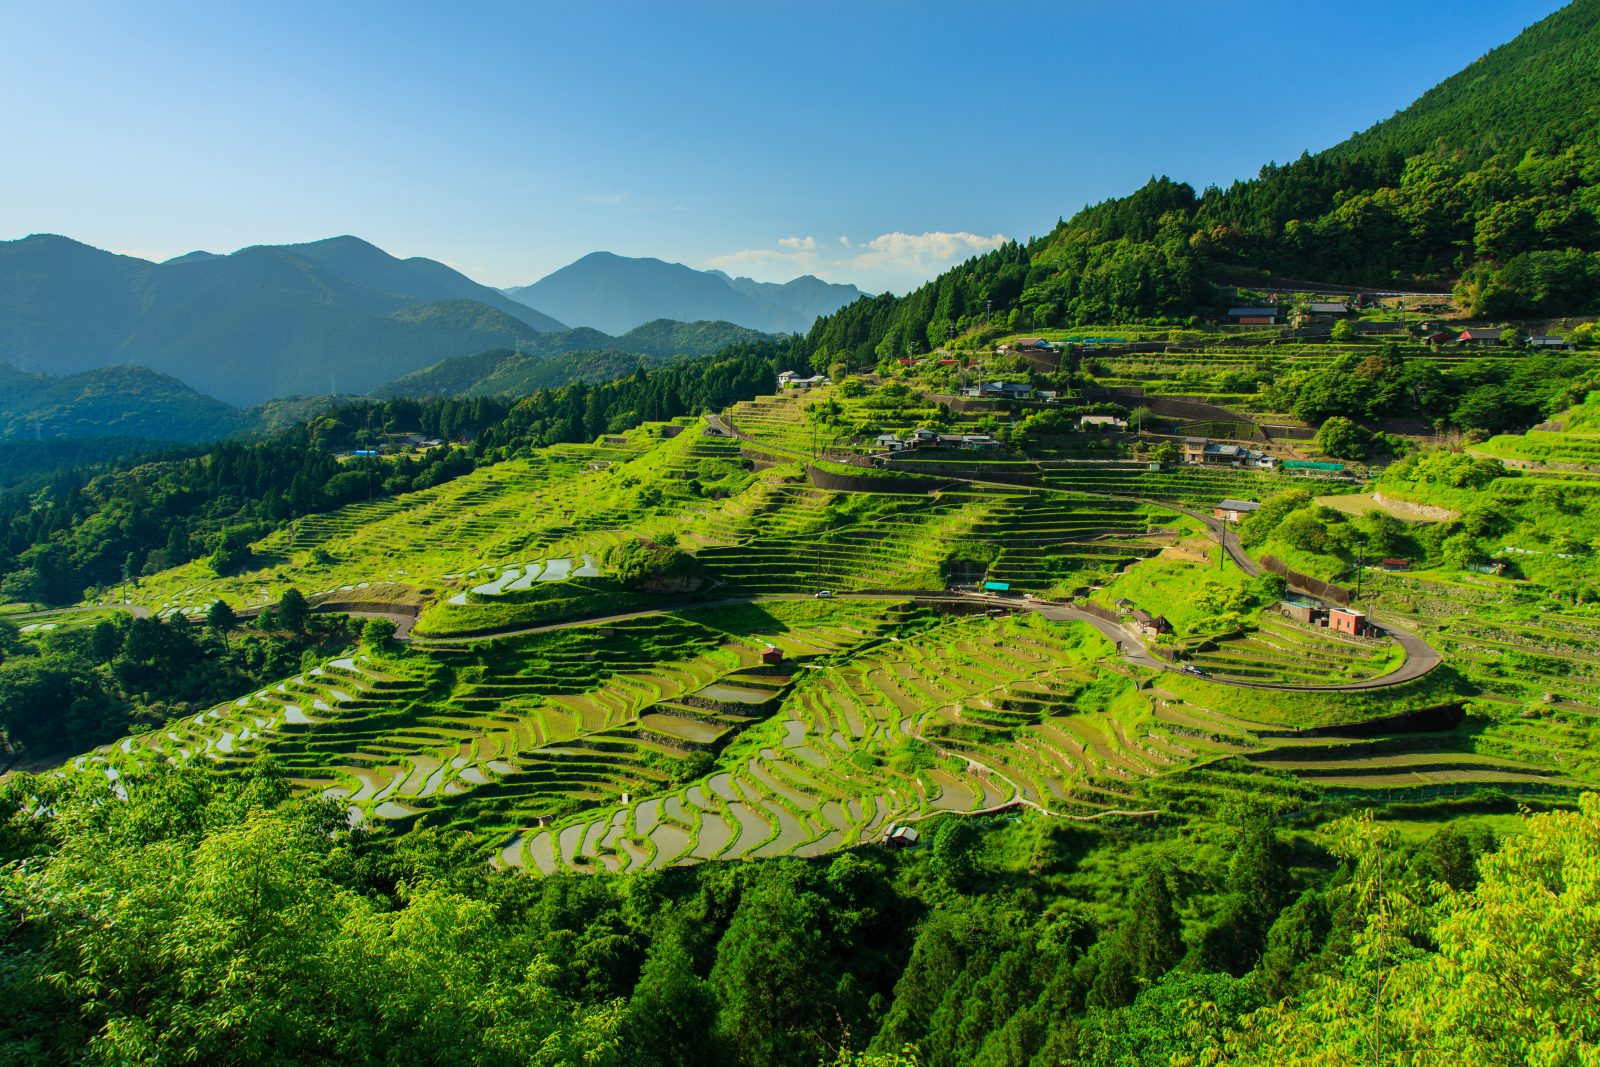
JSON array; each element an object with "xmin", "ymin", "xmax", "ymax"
[{"xmin": 0, "ymin": 756, "xmax": 1589, "ymax": 1066}]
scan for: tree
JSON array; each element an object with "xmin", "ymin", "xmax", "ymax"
[
  {"xmin": 277, "ymin": 588, "xmax": 310, "ymax": 634},
  {"xmin": 1329, "ymin": 320, "xmax": 1360, "ymax": 343},
  {"xmin": 206, "ymin": 600, "xmax": 238, "ymax": 646},
  {"xmin": 1316, "ymin": 415, "xmax": 1369, "ymax": 460}
]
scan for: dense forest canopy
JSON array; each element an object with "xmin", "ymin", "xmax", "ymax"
[
  {"xmin": 1, "ymin": 758, "xmax": 1592, "ymax": 1065},
  {"xmin": 800, "ymin": 0, "xmax": 1600, "ymax": 371}
]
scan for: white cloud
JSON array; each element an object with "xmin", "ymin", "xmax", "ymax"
[
  {"xmin": 850, "ymin": 231, "xmax": 1007, "ymax": 271},
  {"xmin": 706, "ymin": 229, "xmax": 1008, "ymax": 291}
]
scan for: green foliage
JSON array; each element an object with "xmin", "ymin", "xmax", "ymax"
[
  {"xmin": 1316, "ymin": 415, "xmax": 1370, "ymax": 460},
  {"xmin": 0, "ymin": 610, "xmax": 349, "ymax": 756}
]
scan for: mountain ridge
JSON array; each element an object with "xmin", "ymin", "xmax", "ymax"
[
  {"xmin": 0, "ymin": 234, "xmax": 566, "ymax": 405},
  {"xmin": 503, "ymin": 250, "xmax": 863, "ymax": 335}
]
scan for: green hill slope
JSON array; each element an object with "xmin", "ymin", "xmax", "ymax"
[
  {"xmin": 372, "ymin": 320, "xmax": 768, "ymax": 398},
  {"xmin": 0, "ymin": 363, "xmax": 250, "ymax": 443}
]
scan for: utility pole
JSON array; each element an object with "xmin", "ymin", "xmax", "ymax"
[{"xmin": 985, "ymin": 298, "xmax": 992, "ymax": 326}]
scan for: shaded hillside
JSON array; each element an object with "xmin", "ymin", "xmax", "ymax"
[
  {"xmin": 505, "ymin": 251, "xmax": 862, "ymax": 334},
  {"xmin": 0, "ymin": 234, "xmax": 565, "ymax": 405},
  {"xmin": 0, "ymin": 364, "xmax": 251, "ymax": 443},
  {"xmin": 372, "ymin": 319, "xmax": 768, "ymax": 398},
  {"xmin": 801, "ymin": 1, "xmax": 1600, "ymax": 367}
]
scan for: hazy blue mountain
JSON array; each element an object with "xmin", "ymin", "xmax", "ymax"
[
  {"xmin": 503, "ymin": 251, "xmax": 863, "ymax": 334},
  {"xmin": 371, "ymin": 318, "xmax": 768, "ymax": 398},
  {"xmin": 0, "ymin": 234, "xmax": 566, "ymax": 405}
]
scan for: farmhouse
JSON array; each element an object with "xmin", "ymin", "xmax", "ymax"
[
  {"xmin": 1527, "ymin": 335, "xmax": 1574, "ymax": 350},
  {"xmin": 1130, "ymin": 609, "xmax": 1172, "ymax": 636},
  {"xmin": 1278, "ymin": 597, "xmax": 1324, "ymax": 626},
  {"xmin": 1214, "ymin": 498, "xmax": 1261, "ymax": 523},
  {"xmin": 1079, "ymin": 414, "xmax": 1128, "ymax": 430},
  {"xmin": 1380, "ymin": 557, "xmax": 1411, "ymax": 571},
  {"xmin": 760, "ymin": 645, "xmax": 784, "ymax": 666},
  {"xmin": 1228, "ymin": 306, "xmax": 1280, "ymax": 325},
  {"xmin": 1306, "ymin": 301, "xmax": 1351, "ymax": 318},
  {"xmin": 1006, "ymin": 337, "xmax": 1056, "ymax": 353},
  {"xmin": 979, "ymin": 381, "xmax": 1033, "ymax": 399},
  {"xmin": 1327, "ymin": 606, "xmax": 1374, "ymax": 637},
  {"xmin": 874, "ymin": 433, "xmax": 908, "ymax": 451},
  {"xmin": 884, "ymin": 824, "xmax": 920, "ymax": 848},
  {"xmin": 1114, "ymin": 597, "xmax": 1135, "ymax": 614},
  {"xmin": 1457, "ymin": 329, "xmax": 1501, "ymax": 346}
]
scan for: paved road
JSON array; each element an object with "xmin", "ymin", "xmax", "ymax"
[
  {"xmin": 405, "ymin": 588, "xmax": 1439, "ymax": 693},
  {"xmin": 11, "ymin": 603, "xmax": 152, "ymax": 621}
]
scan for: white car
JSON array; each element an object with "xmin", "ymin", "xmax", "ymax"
[{"xmin": 814, "ymin": 589, "xmax": 834, "ymax": 599}]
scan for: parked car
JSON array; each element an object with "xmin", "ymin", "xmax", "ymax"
[{"xmin": 814, "ymin": 589, "xmax": 834, "ymax": 599}]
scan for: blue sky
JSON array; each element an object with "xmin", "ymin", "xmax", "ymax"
[{"xmin": 0, "ymin": 0, "xmax": 1570, "ymax": 294}]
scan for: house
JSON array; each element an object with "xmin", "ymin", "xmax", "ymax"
[
  {"xmin": 1008, "ymin": 337, "xmax": 1056, "ymax": 352},
  {"xmin": 1252, "ymin": 454, "xmax": 1278, "ymax": 470},
  {"xmin": 959, "ymin": 434, "xmax": 1002, "ymax": 450},
  {"xmin": 1527, "ymin": 335, "xmax": 1573, "ymax": 350},
  {"xmin": 1214, "ymin": 499, "xmax": 1261, "ymax": 523},
  {"xmin": 1228, "ymin": 306, "xmax": 1280, "ymax": 325},
  {"xmin": 875, "ymin": 433, "xmax": 908, "ymax": 451},
  {"xmin": 778, "ymin": 371, "xmax": 829, "ymax": 388},
  {"xmin": 1327, "ymin": 606, "xmax": 1373, "ymax": 637},
  {"xmin": 1181, "ymin": 437, "xmax": 1209, "ymax": 464},
  {"xmin": 760, "ymin": 645, "xmax": 784, "ymax": 666},
  {"xmin": 1200, "ymin": 442, "xmax": 1245, "ymax": 465},
  {"xmin": 1113, "ymin": 597, "xmax": 1135, "ymax": 615},
  {"xmin": 1278, "ymin": 597, "xmax": 1323, "ymax": 626},
  {"xmin": 1306, "ymin": 301, "xmax": 1351, "ymax": 318},
  {"xmin": 979, "ymin": 381, "xmax": 1033, "ymax": 400},
  {"xmin": 1079, "ymin": 414, "xmax": 1128, "ymax": 430},
  {"xmin": 1425, "ymin": 331, "xmax": 1455, "ymax": 346},
  {"xmin": 1379, "ymin": 557, "xmax": 1411, "ymax": 571},
  {"xmin": 1130, "ymin": 609, "xmax": 1173, "ymax": 636},
  {"xmin": 1458, "ymin": 329, "xmax": 1501, "ymax": 346},
  {"xmin": 884, "ymin": 824, "xmax": 921, "ymax": 848},
  {"xmin": 909, "ymin": 428, "xmax": 942, "ymax": 446}
]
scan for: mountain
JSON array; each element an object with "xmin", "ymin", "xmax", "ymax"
[
  {"xmin": 0, "ymin": 363, "xmax": 251, "ymax": 443},
  {"xmin": 503, "ymin": 251, "xmax": 863, "ymax": 335},
  {"xmin": 371, "ymin": 318, "xmax": 769, "ymax": 398},
  {"xmin": 800, "ymin": 1, "xmax": 1600, "ymax": 364},
  {"xmin": 0, "ymin": 234, "xmax": 566, "ymax": 405}
]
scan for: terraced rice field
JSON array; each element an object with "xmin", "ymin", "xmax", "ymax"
[{"xmin": 1182, "ymin": 614, "xmax": 1400, "ymax": 685}]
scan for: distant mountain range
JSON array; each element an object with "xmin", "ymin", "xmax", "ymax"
[
  {"xmin": 502, "ymin": 251, "xmax": 864, "ymax": 335},
  {"xmin": 0, "ymin": 319, "xmax": 766, "ymax": 444},
  {"xmin": 0, "ymin": 234, "xmax": 566, "ymax": 405},
  {"xmin": 370, "ymin": 319, "xmax": 769, "ymax": 398}
]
